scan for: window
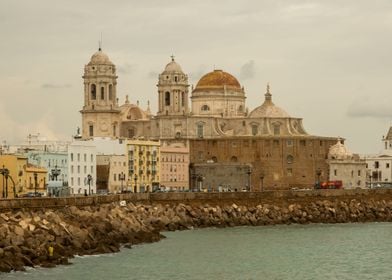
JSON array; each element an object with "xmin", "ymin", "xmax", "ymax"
[
  {"xmin": 287, "ymin": 155, "xmax": 294, "ymax": 164},
  {"xmin": 181, "ymin": 92, "xmax": 185, "ymax": 106},
  {"xmin": 334, "ymin": 169, "xmax": 337, "ymax": 176},
  {"xmin": 287, "ymin": 168, "xmax": 292, "ymax": 176},
  {"xmin": 287, "ymin": 140, "xmax": 293, "ymax": 146},
  {"xmin": 84, "ymin": 166, "xmax": 87, "ymax": 173},
  {"xmin": 77, "ymin": 165, "xmax": 80, "ymax": 174},
  {"xmin": 77, "ymin": 153, "xmax": 80, "ymax": 161},
  {"xmin": 358, "ymin": 170, "xmax": 361, "ymax": 176},
  {"xmin": 89, "ymin": 125, "xmax": 94, "ymax": 137},
  {"xmin": 128, "ymin": 128, "xmax": 135, "ymax": 138},
  {"xmin": 77, "ymin": 177, "xmax": 80, "ymax": 186},
  {"xmin": 201, "ymin": 105, "xmax": 210, "ymax": 111},
  {"xmin": 252, "ymin": 125, "xmax": 258, "ymax": 136},
  {"xmin": 101, "ymin": 86, "xmax": 105, "ymax": 100},
  {"xmin": 113, "ymin": 124, "xmax": 117, "ymax": 136},
  {"xmin": 375, "ymin": 161, "xmax": 379, "ymax": 168},
  {"xmin": 91, "ymin": 84, "xmax": 96, "ymax": 100},
  {"xmin": 174, "ymin": 76, "xmax": 178, "ymax": 82},
  {"xmin": 109, "ymin": 85, "xmax": 113, "ymax": 100},
  {"xmin": 165, "ymin": 92, "xmax": 170, "ymax": 106},
  {"xmin": 70, "ymin": 153, "xmax": 74, "ymax": 161},
  {"xmin": 387, "ymin": 163, "xmax": 390, "ymax": 168},
  {"xmin": 197, "ymin": 124, "xmax": 204, "ymax": 138},
  {"xmin": 71, "ymin": 166, "xmax": 74, "ymax": 174},
  {"xmin": 300, "ymin": 140, "xmax": 306, "ymax": 146},
  {"xmin": 91, "ymin": 154, "xmax": 93, "ymax": 162},
  {"xmin": 84, "ymin": 154, "xmax": 87, "ymax": 162},
  {"xmin": 114, "ymin": 174, "xmax": 117, "ymax": 181},
  {"xmin": 230, "ymin": 156, "xmax": 238, "ymax": 162},
  {"xmin": 273, "ymin": 124, "xmax": 280, "ymax": 135},
  {"xmin": 71, "ymin": 178, "xmax": 74, "ymax": 186},
  {"xmin": 91, "ymin": 166, "xmax": 94, "ymax": 174}
]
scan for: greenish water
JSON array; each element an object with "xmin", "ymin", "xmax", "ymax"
[{"xmin": 4, "ymin": 223, "xmax": 392, "ymax": 280}]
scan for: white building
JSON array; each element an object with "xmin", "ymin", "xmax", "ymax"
[
  {"xmin": 328, "ymin": 139, "xmax": 366, "ymax": 189},
  {"xmin": 68, "ymin": 140, "xmax": 96, "ymax": 195},
  {"xmin": 364, "ymin": 127, "xmax": 392, "ymax": 187}
]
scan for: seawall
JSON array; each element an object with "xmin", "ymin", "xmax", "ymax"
[{"xmin": 1, "ymin": 189, "xmax": 392, "ymax": 272}]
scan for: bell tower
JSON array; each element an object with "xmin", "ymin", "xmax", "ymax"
[
  {"xmin": 157, "ymin": 56, "xmax": 189, "ymax": 116},
  {"xmin": 80, "ymin": 47, "xmax": 120, "ymax": 139}
]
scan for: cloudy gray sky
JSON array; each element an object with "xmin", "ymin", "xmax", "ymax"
[{"xmin": 1, "ymin": 0, "xmax": 392, "ymax": 154}]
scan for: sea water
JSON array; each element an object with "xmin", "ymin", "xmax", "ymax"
[{"xmin": 3, "ymin": 223, "xmax": 392, "ymax": 280}]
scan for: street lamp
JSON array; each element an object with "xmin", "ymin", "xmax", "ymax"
[
  {"xmin": 316, "ymin": 168, "xmax": 322, "ymax": 189},
  {"xmin": 87, "ymin": 174, "xmax": 92, "ymax": 195},
  {"xmin": 260, "ymin": 172, "xmax": 265, "ymax": 192},
  {"xmin": 246, "ymin": 168, "xmax": 252, "ymax": 191},
  {"xmin": 134, "ymin": 175, "xmax": 138, "ymax": 193},
  {"xmin": 33, "ymin": 172, "xmax": 38, "ymax": 196},
  {"xmin": 51, "ymin": 165, "xmax": 61, "ymax": 181},
  {"xmin": 120, "ymin": 172, "xmax": 125, "ymax": 193}
]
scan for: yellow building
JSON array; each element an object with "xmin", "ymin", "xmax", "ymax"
[
  {"xmin": 0, "ymin": 155, "xmax": 47, "ymax": 198},
  {"xmin": 127, "ymin": 140, "xmax": 160, "ymax": 192}
]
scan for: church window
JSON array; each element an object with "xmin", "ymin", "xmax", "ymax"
[
  {"xmin": 174, "ymin": 76, "xmax": 178, "ymax": 82},
  {"xmin": 230, "ymin": 156, "xmax": 238, "ymax": 162},
  {"xmin": 181, "ymin": 92, "xmax": 185, "ymax": 106},
  {"xmin": 113, "ymin": 124, "xmax": 117, "ymax": 136},
  {"xmin": 109, "ymin": 85, "xmax": 113, "ymax": 100},
  {"xmin": 101, "ymin": 87, "xmax": 105, "ymax": 100},
  {"xmin": 212, "ymin": 156, "xmax": 218, "ymax": 163},
  {"xmin": 273, "ymin": 124, "xmax": 280, "ymax": 135},
  {"xmin": 128, "ymin": 128, "xmax": 135, "ymax": 138},
  {"xmin": 287, "ymin": 155, "xmax": 294, "ymax": 164},
  {"xmin": 165, "ymin": 92, "xmax": 171, "ymax": 106},
  {"xmin": 387, "ymin": 163, "xmax": 390, "ymax": 168},
  {"xmin": 252, "ymin": 125, "xmax": 258, "ymax": 136},
  {"xmin": 287, "ymin": 140, "xmax": 293, "ymax": 146},
  {"xmin": 89, "ymin": 125, "xmax": 94, "ymax": 137},
  {"xmin": 238, "ymin": 105, "xmax": 243, "ymax": 113},
  {"xmin": 334, "ymin": 169, "xmax": 337, "ymax": 176},
  {"xmin": 201, "ymin": 105, "xmax": 210, "ymax": 111},
  {"xmin": 358, "ymin": 170, "xmax": 361, "ymax": 176},
  {"xmin": 197, "ymin": 124, "xmax": 204, "ymax": 138},
  {"xmin": 91, "ymin": 84, "xmax": 96, "ymax": 100}
]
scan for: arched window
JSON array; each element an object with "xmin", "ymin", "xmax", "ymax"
[
  {"xmin": 91, "ymin": 84, "xmax": 96, "ymax": 100},
  {"xmin": 230, "ymin": 156, "xmax": 238, "ymax": 162},
  {"xmin": 273, "ymin": 124, "xmax": 281, "ymax": 135},
  {"xmin": 197, "ymin": 123, "xmax": 204, "ymax": 138},
  {"xmin": 212, "ymin": 156, "xmax": 218, "ymax": 163},
  {"xmin": 174, "ymin": 76, "xmax": 178, "ymax": 82},
  {"xmin": 181, "ymin": 92, "xmax": 185, "ymax": 106},
  {"xmin": 89, "ymin": 125, "xmax": 94, "ymax": 137},
  {"xmin": 252, "ymin": 125, "xmax": 258, "ymax": 136},
  {"xmin": 109, "ymin": 85, "xmax": 113, "ymax": 100},
  {"xmin": 165, "ymin": 92, "xmax": 171, "ymax": 106},
  {"xmin": 101, "ymin": 87, "xmax": 105, "ymax": 100},
  {"xmin": 238, "ymin": 105, "xmax": 243, "ymax": 113},
  {"xmin": 287, "ymin": 155, "xmax": 294, "ymax": 164},
  {"xmin": 201, "ymin": 105, "xmax": 210, "ymax": 111}
]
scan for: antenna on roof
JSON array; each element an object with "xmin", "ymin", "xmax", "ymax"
[{"xmin": 98, "ymin": 32, "xmax": 102, "ymax": 51}]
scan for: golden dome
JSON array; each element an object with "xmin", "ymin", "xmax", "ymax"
[{"xmin": 194, "ymin": 70, "xmax": 241, "ymax": 91}]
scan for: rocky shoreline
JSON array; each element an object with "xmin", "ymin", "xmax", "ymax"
[{"xmin": 1, "ymin": 197, "xmax": 392, "ymax": 273}]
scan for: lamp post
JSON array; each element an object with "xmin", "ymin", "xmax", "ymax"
[
  {"xmin": 87, "ymin": 174, "xmax": 92, "ymax": 195},
  {"xmin": 316, "ymin": 168, "xmax": 322, "ymax": 189},
  {"xmin": 246, "ymin": 168, "xmax": 252, "ymax": 191},
  {"xmin": 260, "ymin": 172, "xmax": 265, "ymax": 192},
  {"xmin": 51, "ymin": 165, "xmax": 61, "ymax": 181},
  {"xmin": 33, "ymin": 172, "xmax": 38, "ymax": 196},
  {"xmin": 120, "ymin": 172, "xmax": 125, "ymax": 193},
  {"xmin": 134, "ymin": 175, "xmax": 138, "ymax": 193}
]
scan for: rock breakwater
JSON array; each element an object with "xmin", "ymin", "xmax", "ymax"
[{"xmin": 1, "ymin": 197, "xmax": 392, "ymax": 272}]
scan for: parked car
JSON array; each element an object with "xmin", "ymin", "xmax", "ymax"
[{"xmin": 20, "ymin": 192, "xmax": 42, "ymax": 198}]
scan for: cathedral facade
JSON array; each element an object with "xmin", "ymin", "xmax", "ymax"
[{"xmin": 81, "ymin": 48, "xmax": 338, "ymax": 190}]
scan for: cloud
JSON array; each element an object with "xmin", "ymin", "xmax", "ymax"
[
  {"xmin": 347, "ymin": 96, "xmax": 392, "ymax": 119},
  {"xmin": 41, "ymin": 83, "xmax": 72, "ymax": 89},
  {"xmin": 239, "ymin": 60, "xmax": 255, "ymax": 80},
  {"xmin": 147, "ymin": 71, "xmax": 159, "ymax": 79},
  {"xmin": 117, "ymin": 63, "xmax": 135, "ymax": 74}
]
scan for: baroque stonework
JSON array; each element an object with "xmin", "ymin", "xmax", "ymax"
[{"xmin": 80, "ymin": 50, "xmax": 338, "ymax": 189}]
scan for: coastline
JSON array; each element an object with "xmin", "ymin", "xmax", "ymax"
[{"xmin": 1, "ymin": 190, "xmax": 392, "ymax": 273}]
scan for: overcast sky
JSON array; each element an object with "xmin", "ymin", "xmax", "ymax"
[{"xmin": 1, "ymin": 0, "xmax": 392, "ymax": 154}]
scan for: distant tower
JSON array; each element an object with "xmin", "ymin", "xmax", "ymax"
[
  {"xmin": 157, "ymin": 56, "xmax": 189, "ymax": 116},
  {"xmin": 80, "ymin": 47, "xmax": 120, "ymax": 139}
]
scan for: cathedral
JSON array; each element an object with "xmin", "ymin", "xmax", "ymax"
[{"xmin": 80, "ymin": 48, "xmax": 338, "ymax": 190}]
